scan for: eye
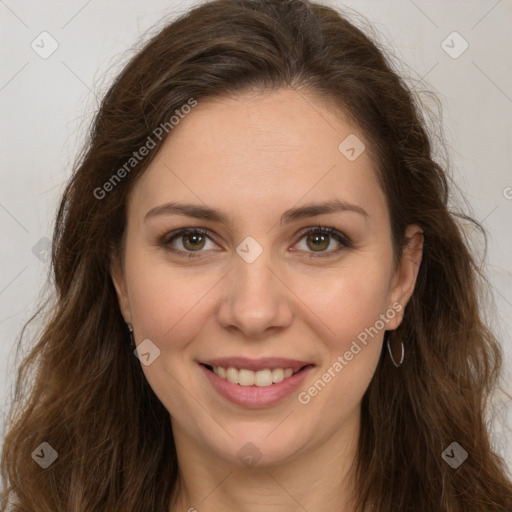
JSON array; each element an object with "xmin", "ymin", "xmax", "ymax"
[
  {"xmin": 160, "ymin": 228, "xmax": 218, "ymax": 258},
  {"xmin": 293, "ymin": 226, "xmax": 352, "ymax": 258},
  {"xmin": 158, "ymin": 226, "xmax": 352, "ymax": 259}
]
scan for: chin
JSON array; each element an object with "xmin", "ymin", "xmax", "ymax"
[{"xmin": 208, "ymin": 427, "xmax": 308, "ymax": 468}]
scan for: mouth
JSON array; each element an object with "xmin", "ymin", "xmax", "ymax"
[
  {"xmin": 199, "ymin": 363, "xmax": 312, "ymax": 387},
  {"xmin": 197, "ymin": 357, "xmax": 315, "ymax": 408}
]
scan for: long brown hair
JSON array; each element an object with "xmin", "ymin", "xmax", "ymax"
[{"xmin": 2, "ymin": 0, "xmax": 511, "ymax": 510}]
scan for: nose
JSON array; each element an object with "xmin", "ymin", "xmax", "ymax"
[{"xmin": 216, "ymin": 245, "xmax": 294, "ymax": 339}]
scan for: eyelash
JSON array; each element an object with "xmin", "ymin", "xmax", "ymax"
[{"xmin": 158, "ymin": 226, "xmax": 353, "ymax": 259}]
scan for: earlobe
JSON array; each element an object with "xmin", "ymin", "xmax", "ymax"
[
  {"xmin": 109, "ymin": 253, "xmax": 132, "ymax": 324},
  {"xmin": 388, "ymin": 224, "xmax": 424, "ymax": 328}
]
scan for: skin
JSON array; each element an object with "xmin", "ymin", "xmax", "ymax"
[{"xmin": 110, "ymin": 87, "xmax": 424, "ymax": 512}]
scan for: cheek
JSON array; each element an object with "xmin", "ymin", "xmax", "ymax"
[
  {"xmin": 294, "ymin": 269, "xmax": 389, "ymax": 423},
  {"xmin": 296, "ymin": 260, "xmax": 392, "ymax": 349},
  {"xmin": 124, "ymin": 255, "xmax": 216, "ymax": 419},
  {"xmin": 124, "ymin": 246, "xmax": 201, "ymax": 338},
  {"xmin": 291, "ymin": 257, "xmax": 391, "ymax": 406}
]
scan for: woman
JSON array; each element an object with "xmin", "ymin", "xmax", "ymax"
[{"xmin": 1, "ymin": 0, "xmax": 511, "ymax": 510}]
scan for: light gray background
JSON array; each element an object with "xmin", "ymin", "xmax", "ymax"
[{"xmin": 1, "ymin": 0, "xmax": 511, "ymax": 472}]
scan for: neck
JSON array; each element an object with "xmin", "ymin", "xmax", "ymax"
[{"xmin": 169, "ymin": 413, "xmax": 361, "ymax": 512}]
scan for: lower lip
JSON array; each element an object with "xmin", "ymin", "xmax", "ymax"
[{"xmin": 199, "ymin": 364, "xmax": 315, "ymax": 408}]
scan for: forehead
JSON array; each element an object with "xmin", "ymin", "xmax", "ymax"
[{"xmin": 128, "ymin": 88, "xmax": 386, "ymax": 224}]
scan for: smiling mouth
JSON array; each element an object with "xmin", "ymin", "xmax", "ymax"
[{"xmin": 200, "ymin": 363, "xmax": 313, "ymax": 387}]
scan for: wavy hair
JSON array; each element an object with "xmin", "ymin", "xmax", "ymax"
[{"xmin": 2, "ymin": 0, "xmax": 511, "ymax": 510}]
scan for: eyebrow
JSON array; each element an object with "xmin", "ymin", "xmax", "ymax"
[{"xmin": 144, "ymin": 199, "xmax": 368, "ymax": 226}]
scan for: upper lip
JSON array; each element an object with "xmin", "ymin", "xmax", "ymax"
[{"xmin": 199, "ymin": 357, "xmax": 314, "ymax": 372}]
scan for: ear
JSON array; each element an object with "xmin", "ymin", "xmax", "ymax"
[
  {"xmin": 110, "ymin": 251, "xmax": 133, "ymax": 324},
  {"xmin": 386, "ymin": 224, "xmax": 424, "ymax": 330}
]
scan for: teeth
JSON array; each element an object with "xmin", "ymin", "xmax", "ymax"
[
  {"xmin": 238, "ymin": 369, "xmax": 255, "ymax": 386},
  {"xmin": 226, "ymin": 367, "xmax": 238, "ymax": 384},
  {"xmin": 254, "ymin": 369, "xmax": 272, "ymax": 387},
  {"xmin": 272, "ymin": 368, "xmax": 284, "ymax": 383},
  {"xmin": 211, "ymin": 366, "xmax": 299, "ymax": 387}
]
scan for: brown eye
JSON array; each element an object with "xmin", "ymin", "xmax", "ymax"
[
  {"xmin": 181, "ymin": 232, "xmax": 207, "ymax": 251},
  {"xmin": 294, "ymin": 226, "xmax": 352, "ymax": 257},
  {"xmin": 160, "ymin": 228, "xmax": 217, "ymax": 258},
  {"xmin": 305, "ymin": 232, "xmax": 331, "ymax": 251},
  {"xmin": 159, "ymin": 226, "xmax": 351, "ymax": 259}
]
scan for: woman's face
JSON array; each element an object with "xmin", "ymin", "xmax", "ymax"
[{"xmin": 111, "ymin": 88, "xmax": 422, "ymax": 468}]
